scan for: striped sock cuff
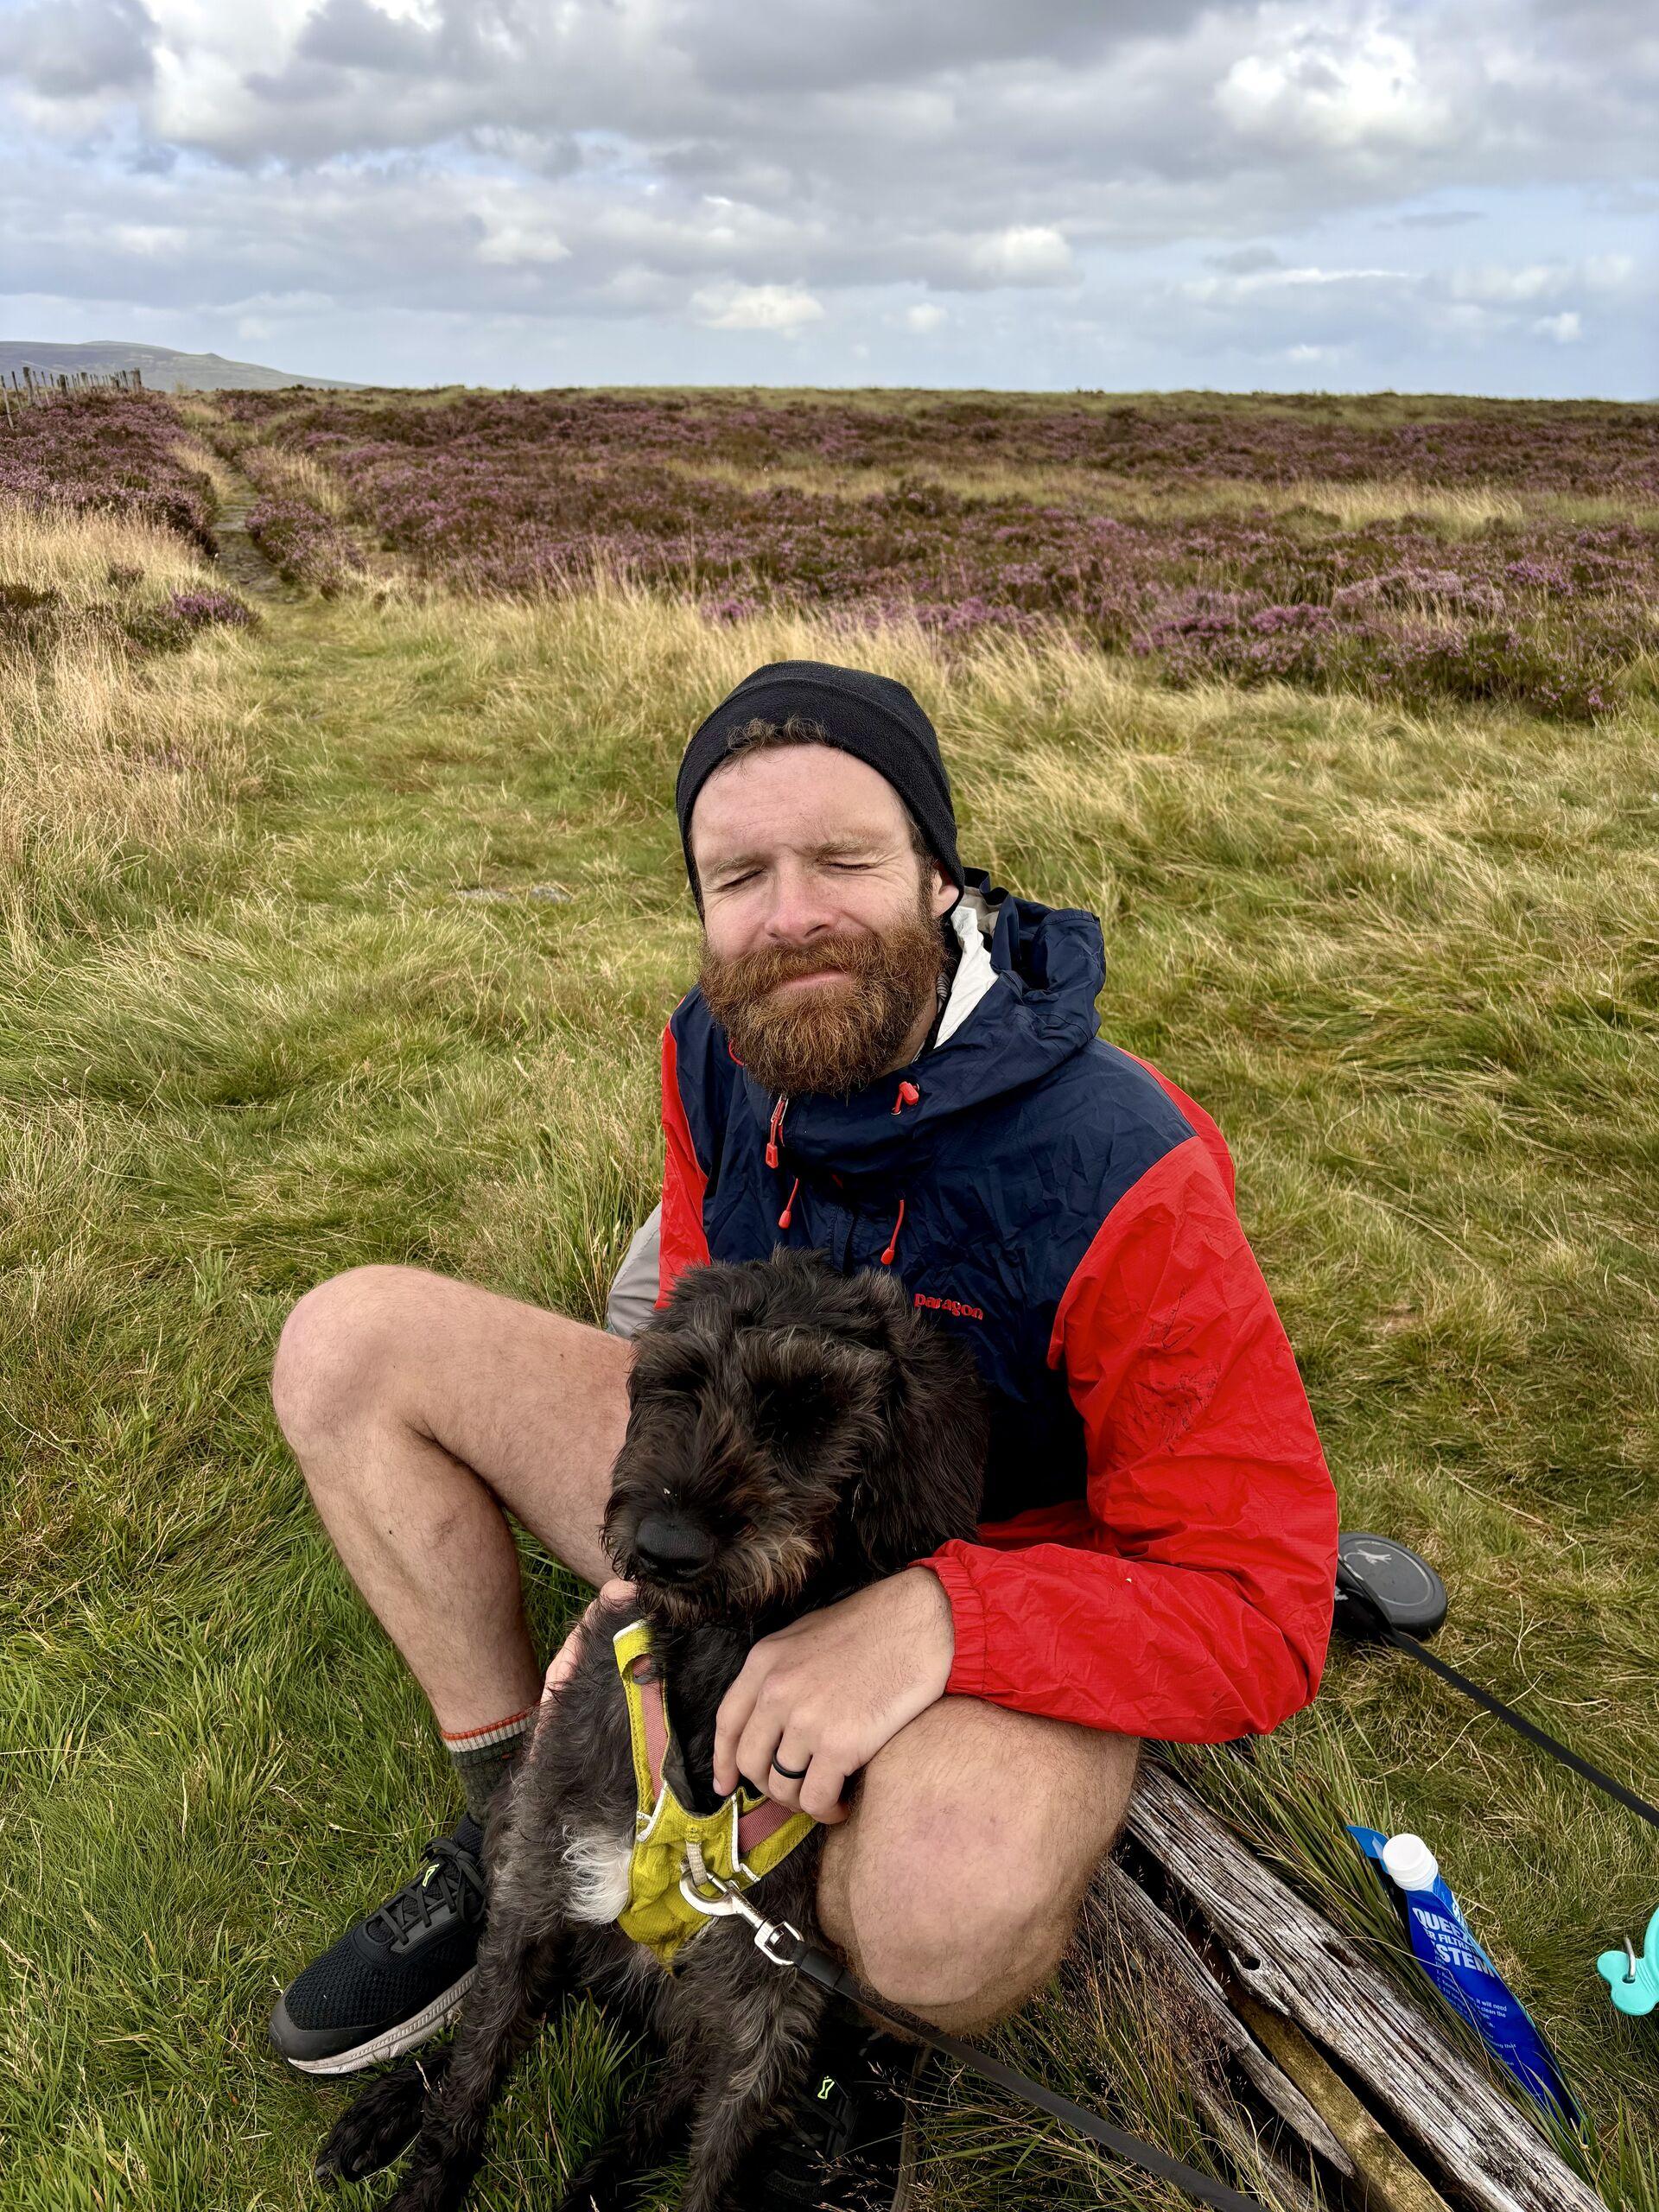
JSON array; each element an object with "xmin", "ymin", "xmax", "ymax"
[{"xmin": 440, "ymin": 1703, "xmax": 537, "ymax": 1751}]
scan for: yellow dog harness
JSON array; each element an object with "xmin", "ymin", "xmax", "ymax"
[{"xmin": 612, "ymin": 1618, "xmax": 816, "ymax": 1971}]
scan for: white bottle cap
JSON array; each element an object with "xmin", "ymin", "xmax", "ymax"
[{"xmin": 1382, "ymin": 1833, "xmax": 1440, "ymax": 1891}]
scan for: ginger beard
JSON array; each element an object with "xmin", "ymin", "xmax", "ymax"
[{"xmin": 697, "ymin": 880, "xmax": 945, "ymax": 1098}]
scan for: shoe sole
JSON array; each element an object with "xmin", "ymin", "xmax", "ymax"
[{"xmin": 276, "ymin": 1966, "xmax": 478, "ymax": 2076}]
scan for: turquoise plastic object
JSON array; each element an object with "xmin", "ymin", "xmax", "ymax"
[{"xmin": 1598, "ymin": 1909, "xmax": 1659, "ymax": 2017}]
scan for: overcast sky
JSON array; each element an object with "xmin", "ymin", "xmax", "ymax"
[{"xmin": 2, "ymin": 0, "xmax": 1654, "ymax": 395}]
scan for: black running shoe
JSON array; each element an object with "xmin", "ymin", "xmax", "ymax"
[
  {"xmin": 269, "ymin": 1812, "xmax": 487, "ymax": 2076},
  {"xmin": 748, "ymin": 2003, "xmax": 925, "ymax": 2211}
]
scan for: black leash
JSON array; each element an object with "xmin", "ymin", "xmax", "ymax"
[
  {"xmin": 793, "ymin": 1944, "xmax": 1274, "ymax": 2212},
  {"xmin": 1335, "ymin": 1545, "xmax": 1659, "ymax": 1836},
  {"xmin": 684, "ymin": 1855, "xmax": 1271, "ymax": 2212}
]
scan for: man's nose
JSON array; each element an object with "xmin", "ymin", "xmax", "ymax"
[{"xmin": 760, "ymin": 860, "xmax": 837, "ymax": 944}]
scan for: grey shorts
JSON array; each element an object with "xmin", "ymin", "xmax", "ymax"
[{"xmin": 603, "ymin": 1202, "xmax": 662, "ymax": 1341}]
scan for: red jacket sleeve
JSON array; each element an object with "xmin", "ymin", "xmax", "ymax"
[
  {"xmin": 657, "ymin": 1019, "xmax": 711, "ymax": 1308},
  {"xmin": 922, "ymin": 1135, "xmax": 1338, "ymax": 1740}
]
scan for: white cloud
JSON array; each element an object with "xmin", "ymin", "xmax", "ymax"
[
  {"xmin": 475, "ymin": 222, "xmax": 571, "ymax": 267},
  {"xmin": 1214, "ymin": 23, "xmax": 1454, "ymax": 153},
  {"xmin": 1533, "ymin": 308, "xmax": 1583, "ymax": 341},
  {"xmin": 687, "ymin": 280, "xmax": 825, "ymax": 333},
  {"xmin": 966, "ymin": 224, "xmax": 1073, "ymax": 285},
  {"xmin": 110, "ymin": 221, "xmax": 188, "ymax": 256},
  {"xmin": 903, "ymin": 301, "xmax": 947, "ymax": 333},
  {"xmin": 1452, "ymin": 262, "xmax": 1561, "ymax": 302}
]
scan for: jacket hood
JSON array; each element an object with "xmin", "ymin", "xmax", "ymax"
[{"xmin": 734, "ymin": 867, "xmax": 1105, "ymax": 1185}]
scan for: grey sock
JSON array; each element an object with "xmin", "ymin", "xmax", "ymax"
[{"xmin": 440, "ymin": 1704, "xmax": 536, "ymax": 1827}]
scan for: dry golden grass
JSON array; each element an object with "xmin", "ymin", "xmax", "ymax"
[
  {"xmin": 0, "ymin": 502, "xmax": 258, "ymax": 953},
  {"xmin": 171, "ymin": 434, "xmax": 240, "ymax": 512},
  {"xmin": 661, "ymin": 454, "xmax": 1656, "ymax": 533},
  {"xmin": 0, "ymin": 500, "xmax": 211, "ymax": 604},
  {"xmin": 0, "ymin": 627, "xmax": 257, "ymax": 956},
  {"xmin": 239, "ymin": 441, "xmax": 355, "ymax": 519}
]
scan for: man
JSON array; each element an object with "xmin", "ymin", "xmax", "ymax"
[{"xmin": 268, "ymin": 658, "xmax": 1338, "ymax": 2209}]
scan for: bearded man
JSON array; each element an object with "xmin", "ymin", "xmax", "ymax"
[{"xmin": 267, "ymin": 659, "xmax": 1338, "ymax": 2209}]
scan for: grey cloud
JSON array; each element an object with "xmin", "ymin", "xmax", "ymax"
[
  {"xmin": 1206, "ymin": 245, "xmax": 1283, "ymax": 273},
  {"xmin": 0, "ymin": 0, "xmax": 1654, "ymax": 397},
  {"xmin": 6, "ymin": 0, "xmax": 1652, "ymax": 257},
  {"xmin": 296, "ymin": 0, "xmax": 436, "ymax": 74},
  {"xmin": 0, "ymin": 0, "xmax": 153, "ymax": 99}
]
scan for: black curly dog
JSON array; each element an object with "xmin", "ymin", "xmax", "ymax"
[{"xmin": 314, "ymin": 1248, "xmax": 988, "ymax": 2212}]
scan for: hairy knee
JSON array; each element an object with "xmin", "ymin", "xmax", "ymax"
[
  {"xmin": 828, "ymin": 1825, "xmax": 1071, "ymax": 2015},
  {"xmin": 270, "ymin": 1263, "xmax": 429, "ymax": 1456}
]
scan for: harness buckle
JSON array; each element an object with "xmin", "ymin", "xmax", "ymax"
[{"xmin": 679, "ymin": 1843, "xmax": 804, "ymax": 1967}]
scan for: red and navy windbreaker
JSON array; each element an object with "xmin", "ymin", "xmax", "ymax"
[{"xmin": 657, "ymin": 868, "xmax": 1339, "ymax": 1744}]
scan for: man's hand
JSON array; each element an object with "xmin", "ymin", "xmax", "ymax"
[
  {"xmin": 713, "ymin": 1567, "xmax": 955, "ymax": 1824},
  {"xmin": 538, "ymin": 1579, "xmax": 638, "ymax": 1719}
]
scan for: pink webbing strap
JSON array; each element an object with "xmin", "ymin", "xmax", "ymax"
[
  {"xmin": 632, "ymin": 1657, "xmax": 670, "ymax": 1801},
  {"xmin": 738, "ymin": 1796, "xmax": 796, "ymax": 1854},
  {"xmin": 634, "ymin": 1649, "xmax": 795, "ymax": 1850}
]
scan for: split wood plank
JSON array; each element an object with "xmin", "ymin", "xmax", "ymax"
[
  {"xmin": 1097, "ymin": 1867, "xmax": 1357, "ymax": 2179},
  {"xmin": 1127, "ymin": 1764, "xmax": 1600, "ymax": 2212}
]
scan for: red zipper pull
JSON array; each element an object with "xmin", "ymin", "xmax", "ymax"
[
  {"xmin": 765, "ymin": 1093, "xmax": 787, "ymax": 1169},
  {"xmin": 777, "ymin": 1177, "xmax": 800, "ymax": 1230},
  {"xmin": 880, "ymin": 1197, "xmax": 906, "ymax": 1266},
  {"xmin": 892, "ymin": 1080, "xmax": 921, "ymax": 1116}
]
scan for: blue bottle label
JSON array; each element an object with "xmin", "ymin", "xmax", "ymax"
[{"xmin": 1349, "ymin": 1826, "xmax": 1579, "ymax": 2125}]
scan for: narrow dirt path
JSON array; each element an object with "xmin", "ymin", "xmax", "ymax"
[{"xmin": 209, "ymin": 475, "xmax": 294, "ymax": 599}]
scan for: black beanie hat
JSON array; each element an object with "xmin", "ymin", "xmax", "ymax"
[{"xmin": 676, "ymin": 659, "xmax": 963, "ymax": 907}]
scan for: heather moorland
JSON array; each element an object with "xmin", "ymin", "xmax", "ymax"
[{"xmin": 3, "ymin": 383, "xmax": 1656, "ymax": 2212}]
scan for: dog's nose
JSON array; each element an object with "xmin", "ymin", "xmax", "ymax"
[{"xmin": 632, "ymin": 1511, "xmax": 716, "ymax": 1581}]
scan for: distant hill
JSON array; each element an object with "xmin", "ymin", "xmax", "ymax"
[{"xmin": 0, "ymin": 340, "xmax": 360, "ymax": 392}]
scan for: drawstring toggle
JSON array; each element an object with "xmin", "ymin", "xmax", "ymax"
[{"xmin": 880, "ymin": 1198, "xmax": 907, "ymax": 1267}]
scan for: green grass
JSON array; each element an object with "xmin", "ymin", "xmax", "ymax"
[{"xmin": 3, "ymin": 551, "xmax": 1657, "ymax": 2207}]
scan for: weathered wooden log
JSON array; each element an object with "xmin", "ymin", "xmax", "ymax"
[
  {"xmin": 1098, "ymin": 1866, "xmax": 1357, "ymax": 2180},
  {"xmin": 1128, "ymin": 1764, "xmax": 1600, "ymax": 2212},
  {"xmin": 1236, "ymin": 1990, "xmax": 1452, "ymax": 2212}
]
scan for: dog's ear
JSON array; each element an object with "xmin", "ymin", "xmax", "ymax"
[{"xmin": 850, "ymin": 1301, "xmax": 988, "ymax": 1576}]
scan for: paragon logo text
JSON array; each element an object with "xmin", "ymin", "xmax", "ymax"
[{"xmin": 912, "ymin": 1290, "xmax": 984, "ymax": 1322}]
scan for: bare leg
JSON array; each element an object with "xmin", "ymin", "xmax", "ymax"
[
  {"xmin": 817, "ymin": 1695, "xmax": 1141, "ymax": 2034},
  {"xmin": 270, "ymin": 1264, "xmax": 632, "ymax": 1735}
]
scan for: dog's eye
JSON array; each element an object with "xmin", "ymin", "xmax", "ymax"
[
  {"xmin": 751, "ymin": 1382, "xmax": 833, "ymax": 1451},
  {"xmin": 632, "ymin": 1343, "xmax": 709, "ymax": 1399}
]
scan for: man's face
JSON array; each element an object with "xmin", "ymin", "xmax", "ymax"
[{"xmin": 690, "ymin": 743, "xmax": 957, "ymax": 1097}]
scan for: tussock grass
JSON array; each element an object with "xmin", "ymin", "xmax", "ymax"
[
  {"xmin": 241, "ymin": 442, "xmax": 357, "ymax": 520},
  {"xmin": 0, "ymin": 628, "xmax": 257, "ymax": 952},
  {"xmin": 666, "ymin": 453, "xmax": 1657, "ymax": 534},
  {"xmin": 3, "ymin": 530, "xmax": 1657, "ymax": 2207},
  {"xmin": 0, "ymin": 500, "xmax": 212, "ymax": 603}
]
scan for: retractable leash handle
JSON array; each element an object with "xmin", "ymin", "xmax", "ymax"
[
  {"xmin": 1333, "ymin": 1532, "xmax": 1450, "ymax": 1641},
  {"xmin": 1332, "ymin": 1530, "xmax": 1659, "ymax": 1835}
]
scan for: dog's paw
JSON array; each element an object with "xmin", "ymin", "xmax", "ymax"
[{"xmin": 315, "ymin": 2052, "xmax": 444, "ymax": 2186}]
